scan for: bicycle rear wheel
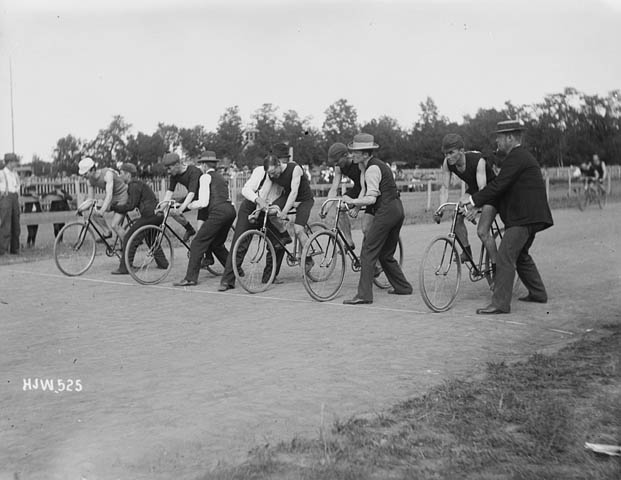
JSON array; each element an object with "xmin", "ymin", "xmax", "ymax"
[
  {"xmin": 233, "ymin": 229, "xmax": 276, "ymax": 293},
  {"xmin": 125, "ymin": 225, "xmax": 174, "ymax": 285},
  {"xmin": 54, "ymin": 221, "xmax": 97, "ymax": 276},
  {"xmin": 419, "ymin": 236, "xmax": 461, "ymax": 312},
  {"xmin": 302, "ymin": 230, "xmax": 346, "ymax": 302},
  {"xmin": 373, "ymin": 236, "xmax": 404, "ymax": 289}
]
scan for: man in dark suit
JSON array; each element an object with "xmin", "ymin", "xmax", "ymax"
[{"xmin": 460, "ymin": 120, "xmax": 553, "ymax": 314}]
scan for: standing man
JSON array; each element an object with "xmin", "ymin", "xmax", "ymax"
[
  {"xmin": 341, "ymin": 133, "xmax": 412, "ymax": 305},
  {"xmin": 218, "ymin": 157, "xmax": 283, "ymax": 291},
  {"xmin": 591, "ymin": 153, "xmax": 607, "ymax": 195},
  {"xmin": 160, "ymin": 153, "xmax": 200, "ymax": 242},
  {"xmin": 460, "ymin": 120, "xmax": 553, "ymax": 314},
  {"xmin": 44, "ymin": 184, "xmax": 73, "ymax": 238},
  {"xmin": 264, "ymin": 143, "xmax": 315, "ymax": 269},
  {"xmin": 78, "ymin": 157, "xmax": 129, "ymax": 240},
  {"xmin": 109, "ymin": 162, "xmax": 169, "ymax": 275},
  {"xmin": 0, "ymin": 153, "xmax": 21, "ymax": 255},
  {"xmin": 22, "ymin": 185, "xmax": 42, "ymax": 248},
  {"xmin": 438, "ymin": 133, "xmax": 498, "ymax": 268},
  {"xmin": 173, "ymin": 154, "xmax": 236, "ymax": 286}
]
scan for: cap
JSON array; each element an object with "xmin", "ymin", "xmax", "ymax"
[
  {"xmin": 495, "ymin": 119, "xmax": 525, "ymax": 134},
  {"xmin": 3, "ymin": 153, "xmax": 19, "ymax": 164},
  {"xmin": 271, "ymin": 143, "xmax": 291, "ymax": 159},
  {"xmin": 441, "ymin": 133, "xmax": 465, "ymax": 153},
  {"xmin": 78, "ymin": 157, "xmax": 95, "ymax": 175},
  {"xmin": 327, "ymin": 143, "xmax": 349, "ymax": 165},
  {"xmin": 120, "ymin": 162, "xmax": 138, "ymax": 174},
  {"xmin": 162, "ymin": 152, "xmax": 181, "ymax": 167}
]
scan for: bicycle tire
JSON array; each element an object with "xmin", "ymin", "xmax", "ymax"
[
  {"xmin": 373, "ymin": 236, "xmax": 404, "ymax": 289},
  {"xmin": 302, "ymin": 230, "xmax": 346, "ymax": 302},
  {"xmin": 233, "ymin": 229, "xmax": 276, "ymax": 293},
  {"xmin": 419, "ymin": 236, "xmax": 461, "ymax": 312},
  {"xmin": 125, "ymin": 225, "xmax": 174, "ymax": 285},
  {"xmin": 54, "ymin": 222, "xmax": 97, "ymax": 276}
]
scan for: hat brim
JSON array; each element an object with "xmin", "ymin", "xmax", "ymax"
[
  {"xmin": 495, "ymin": 127, "xmax": 525, "ymax": 134},
  {"xmin": 347, "ymin": 142, "xmax": 380, "ymax": 151},
  {"xmin": 78, "ymin": 167, "xmax": 90, "ymax": 175}
]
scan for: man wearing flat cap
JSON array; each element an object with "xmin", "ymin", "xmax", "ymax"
[
  {"xmin": 173, "ymin": 152, "xmax": 236, "ymax": 286},
  {"xmin": 109, "ymin": 162, "xmax": 169, "ymax": 274},
  {"xmin": 460, "ymin": 120, "xmax": 553, "ymax": 314},
  {"xmin": 341, "ymin": 133, "xmax": 412, "ymax": 305},
  {"xmin": 0, "ymin": 153, "xmax": 21, "ymax": 254},
  {"xmin": 160, "ymin": 152, "xmax": 201, "ymax": 242}
]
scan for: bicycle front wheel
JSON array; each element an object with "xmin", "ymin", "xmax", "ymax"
[
  {"xmin": 419, "ymin": 236, "xmax": 461, "ymax": 312},
  {"xmin": 233, "ymin": 229, "xmax": 276, "ymax": 293},
  {"xmin": 125, "ymin": 225, "xmax": 173, "ymax": 285},
  {"xmin": 302, "ymin": 230, "xmax": 346, "ymax": 302},
  {"xmin": 54, "ymin": 222, "xmax": 97, "ymax": 276},
  {"xmin": 373, "ymin": 236, "xmax": 404, "ymax": 289}
]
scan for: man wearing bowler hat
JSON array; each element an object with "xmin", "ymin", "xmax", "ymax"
[
  {"xmin": 110, "ymin": 162, "xmax": 169, "ymax": 275},
  {"xmin": 0, "ymin": 153, "xmax": 21, "ymax": 254},
  {"xmin": 173, "ymin": 152, "xmax": 236, "ymax": 286},
  {"xmin": 342, "ymin": 133, "xmax": 412, "ymax": 305},
  {"xmin": 460, "ymin": 120, "xmax": 553, "ymax": 314}
]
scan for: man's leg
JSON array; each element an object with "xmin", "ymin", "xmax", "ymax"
[
  {"xmin": 477, "ymin": 205, "xmax": 498, "ymax": 265},
  {"xmin": 115, "ymin": 216, "xmax": 150, "ymax": 273},
  {"xmin": 377, "ymin": 202, "xmax": 412, "ymax": 293},
  {"xmin": 9, "ymin": 193, "xmax": 20, "ymax": 253},
  {"xmin": 210, "ymin": 204, "xmax": 236, "ymax": 268},
  {"xmin": 338, "ymin": 213, "xmax": 355, "ymax": 249},
  {"xmin": 489, "ymin": 225, "xmax": 531, "ymax": 312},
  {"xmin": 220, "ymin": 200, "xmax": 254, "ymax": 288},
  {"xmin": 170, "ymin": 210, "xmax": 196, "ymax": 241},
  {"xmin": 454, "ymin": 214, "xmax": 472, "ymax": 262},
  {"xmin": 355, "ymin": 213, "xmax": 393, "ymax": 302},
  {"xmin": 0, "ymin": 196, "xmax": 10, "ymax": 254},
  {"xmin": 515, "ymin": 228, "xmax": 547, "ymax": 302}
]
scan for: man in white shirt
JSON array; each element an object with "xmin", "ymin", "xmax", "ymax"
[
  {"xmin": 218, "ymin": 160, "xmax": 283, "ymax": 291},
  {"xmin": 0, "ymin": 153, "xmax": 21, "ymax": 255}
]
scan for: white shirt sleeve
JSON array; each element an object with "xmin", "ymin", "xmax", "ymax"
[
  {"xmin": 364, "ymin": 165, "xmax": 382, "ymax": 197},
  {"xmin": 188, "ymin": 173, "xmax": 211, "ymax": 209},
  {"xmin": 241, "ymin": 166, "xmax": 268, "ymax": 202}
]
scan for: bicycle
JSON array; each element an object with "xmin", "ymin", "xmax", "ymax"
[
  {"xmin": 574, "ymin": 180, "xmax": 606, "ymax": 211},
  {"xmin": 123, "ymin": 200, "xmax": 224, "ymax": 285},
  {"xmin": 301, "ymin": 198, "xmax": 404, "ymax": 302},
  {"xmin": 419, "ymin": 202, "xmax": 505, "ymax": 312},
  {"xmin": 231, "ymin": 205, "xmax": 327, "ymax": 294},
  {"xmin": 53, "ymin": 199, "xmax": 132, "ymax": 276}
]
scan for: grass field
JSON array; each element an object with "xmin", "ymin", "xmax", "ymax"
[{"xmin": 201, "ymin": 324, "xmax": 621, "ymax": 479}]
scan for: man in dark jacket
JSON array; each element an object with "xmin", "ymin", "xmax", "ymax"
[
  {"xmin": 110, "ymin": 163, "xmax": 169, "ymax": 274},
  {"xmin": 460, "ymin": 120, "xmax": 553, "ymax": 314}
]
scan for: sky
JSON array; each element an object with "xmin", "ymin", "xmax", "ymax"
[{"xmin": 1, "ymin": 0, "xmax": 620, "ymax": 162}]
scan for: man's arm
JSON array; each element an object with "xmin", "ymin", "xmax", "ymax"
[
  {"xmin": 439, "ymin": 159, "xmax": 451, "ymax": 205},
  {"xmin": 99, "ymin": 170, "xmax": 115, "ymax": 211},
  {"xmin": 475, "ymin": 158, "xmax": 488, "ymax": 190},
  {"xmin": 241, "ymin": 167, "xmax": 270, "ymax": 208},
  {"xmin": 602, "ymin": 162, "xmax": 607, "ymax": 181},
  {"xmin": 188, "ymin": 174, "xmax": 211, "ymax": 210},
  {"xmin": 327, "ymin": 167, "xmax": 342, "ymax": 198},
  {"xmin": 279, "ymin": 165, "xmax": 302, "ymax": 217},
  {"xmin": 469, "ymin": 156, "xmax": 524, "ymax": 208},
  {"xmin": 111, "ymin": 183, "xmax": 140, "ymax": 214},
  {"xmin": 344, "ymin": 165, "xmax": 380, "ymax": 207}
]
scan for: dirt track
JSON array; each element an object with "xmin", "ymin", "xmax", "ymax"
[{"xmin": 1, "ymin": 206, "xmax": 620, "ymax": 480}]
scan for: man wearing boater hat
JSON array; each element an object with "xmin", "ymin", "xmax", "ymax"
[
  {"xmin": 173, "ymin": 152, "xmax": 236, "ymax": 286},
  {"xmin": 342, "ymin": 133, "xmax": 412, "ymax": 305},
  {"xmin": 460, "ymin": 120, "xmax": 553, "ymax": 314}
]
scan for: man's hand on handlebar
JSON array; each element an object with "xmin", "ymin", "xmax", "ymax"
[
  {"xmin": 255, "ymin": 196, "xmax": 269, "ymax": 210},
  {"xmin": 433, "ymin": 211, "xmax": 443, "ymax": 224}
]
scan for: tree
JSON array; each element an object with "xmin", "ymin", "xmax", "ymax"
[
  {"xmin": 29, "ymin": 155, "xmax": 53, "ymax": 176},
  {"xmin": 52, "ymin": 134, "xmax": 83, "ymax": 175},
  {"xmin": 281, "ymin": 110, "xmax": 324, "ymax": 166},
  {"xmin": 411, "ymin": 97, "xmax": 451, "ymax": 167},
  {"xmin": 155, "ymin": 123, "xmax": 182, "ymax": 153},
  {"xmin": 215, "ymin": 106, "xmax": 245, "ymax": 164},
  {"xmin": 126, "ymin": 132, "xmax": 167, "ymax": 174},
  {"xmin": 85, "ymin": 115, "xmax": 132, "ymax": 167},
  {"xmin": 179, "ymin": 125, "xmax": 215, "ymax": 159},
  {"xmin": 360, "ymin": 116, "xmax": 406, "ymax": 165},
  {"xmin": 322, "ymin": 99, "xmax": 359, "ymax": 147}
]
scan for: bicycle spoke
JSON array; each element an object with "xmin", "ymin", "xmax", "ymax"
[
  {"xmin": 419, "ymin": 237, "xmax": 461, "ymax": 312},
  {"xmin": 302, "ymin": 231, "xmax": 346, "ymax": 302},
  {"xmin": 54, "ymin": 222, "xmax": 97, "ymax": 276}
]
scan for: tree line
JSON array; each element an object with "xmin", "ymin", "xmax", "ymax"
[{"xmin": 31, "ymin": 87, "xmax": 621, "ymax": 177}]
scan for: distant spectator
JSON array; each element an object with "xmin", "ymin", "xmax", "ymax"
[
  {"xmin": 22, "ymin": 185, "xmax": 42, "ymax": 248},
  {"xmin": 44, "ymin": 184, "xmax": 73, "ymax": 238},
  {"xmin": 0, "ymin": 153, "xmax": 21, "ymax": 255}
]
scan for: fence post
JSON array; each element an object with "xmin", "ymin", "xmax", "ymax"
[
  {"xmin": 608, "ymin": 174, "xmax": 611, "ymax": 194},
  {"xmin": 568, "ymin": 169, "xmax": 571, "ymax": 196},
  {"xmin": 159, "ymin": 178, "xmax": 167, "ymax": 201},
  {"xmin": 426, "ymin": 180, "xmax": 432, "ymax": 211},
  {"xmin": 545, "ymin": 176, "xmax": 550, "ymax": 199}
]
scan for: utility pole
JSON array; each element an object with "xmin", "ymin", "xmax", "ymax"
[{"xmin": 9, "ymin": 57, "xmax": 15, "ymax": 152}]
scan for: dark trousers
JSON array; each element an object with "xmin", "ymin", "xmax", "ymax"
[
  {"xmin": 185, "ymin": 203, "xmax": 236, "ymax": 283},
  {"xmin": 24, "ymin": 201, "xmax": 42, "ymax": 247},
  {"xmin": 221, "ymin": 199, "xmax": 256, "ymax": 287},
  {"xmin": 0, "ymin": 193, "xmax": 20, "ymax": 254},
  {"xmin": 50, "ymin": 200, "xmax": 70, "ymax": 237},
  {"xmin": 492, "ymin": 225, "xmax": 547, "ymax": 312},
  {"xmin": 357, "ymin": 200, "xmax": 412, "ymax": 301},
  {"xmin": 120, "ymin": 213, "xmax": 168, "ymax": 273}
]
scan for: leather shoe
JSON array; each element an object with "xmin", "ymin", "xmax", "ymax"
[
  {"xmin": 518, "ymin": 295, "xmax": 547, "ymax": 303},
  {"xmin": 173, "ymin": 279, "xmax": 197, "ymax": 287},
  {"xmin": 343, "ymin": 297, "xmax": 372, "ymax": 305},
  {"xmin": 218, "ymin": 283, "xmax": 234, "ymax": 292},
  {"xmin": 111, "ymin": 268, "xmax": 128, "ymax": 275},
  {"xmin": 387, "ymin": 288, "xmax": 412, "ymax": 295},
  {"xmin": 476, "ymin": 305, "xmax": 509, "ymax": 315}
]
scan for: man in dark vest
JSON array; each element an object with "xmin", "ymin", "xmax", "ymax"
[
  {"xmin": 161, "ymin": 153, "xmax": 200, "ymax": 242},
  {"xmin": 341, "ymin": 133, "xmax": 412, "ymax": 305},
  {"xmin": 460, "ymin": 120, "xmax": 553, "ymax": 314},
  {"xmin": 438, "ymin": 133, "xmax": 498, "ymax": 268},
  {"xmin": 173, "ymin": 154, "xmax": 236, "ymax": 286}
]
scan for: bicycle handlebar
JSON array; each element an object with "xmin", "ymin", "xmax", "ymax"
[
  {"xmin": 155, "ymin": 199, "xmax": 181, "ymax": 211},
  {"xmin": 319, "ymin": 198, "xmax": 351, "ymax": 219},
  {"xmin": 434, "ymin": 202, "xmax": 476, "ymax": 225}
]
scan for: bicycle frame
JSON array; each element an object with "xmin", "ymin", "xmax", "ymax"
[
  {"xmin": 318, "ymin": 198, "xmax": 362, "ymax": 271},
  {"xmin": 151, "ymin": 200, "xmax": 192, "ymax": 250},
  {"xmin": 251, "ymin": 207, "xmax": 303, "ymax": 265},
  {"xmin": 79, "ymin": 201, "xmax": 125, "ymax": 258}
]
